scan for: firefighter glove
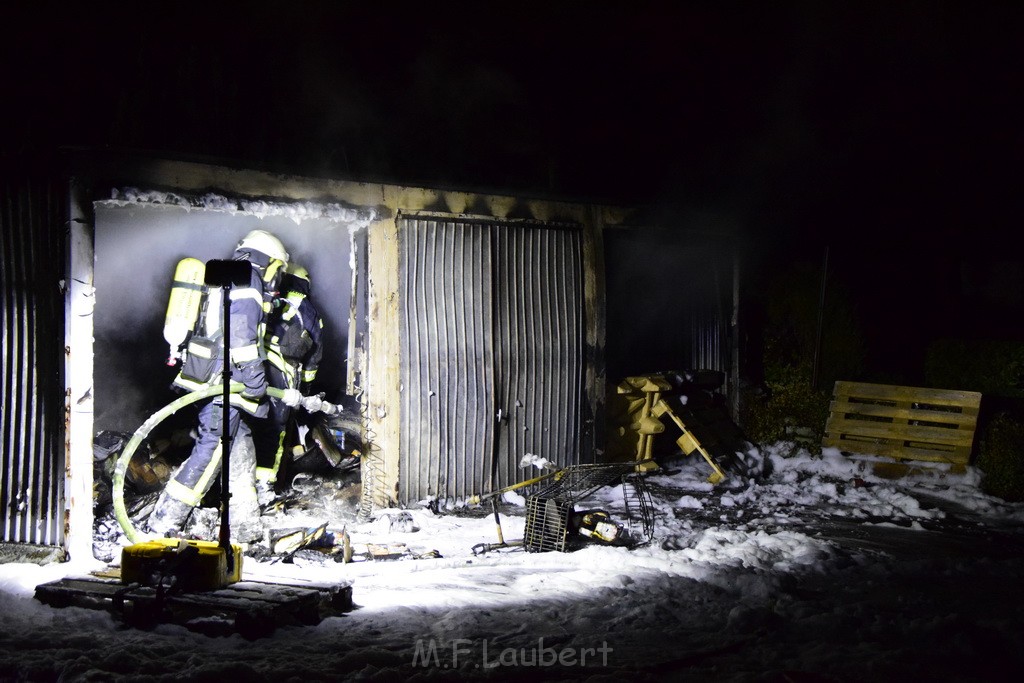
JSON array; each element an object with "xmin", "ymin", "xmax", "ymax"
[
  {"xmin": 301, "ymin": 393, "xmax": 324, "ymax": 413},
  {"xmin": 281, "ymin": 388, "xmax": 302, "ymax": 407}
]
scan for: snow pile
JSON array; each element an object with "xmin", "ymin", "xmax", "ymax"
[
  {"xmin": 102, "ymin": 188, "xmax": 377, "ymax": 226},
  {"xmin": 2, "ymin": 442, "xmax": 1024, "ymax": 681}
]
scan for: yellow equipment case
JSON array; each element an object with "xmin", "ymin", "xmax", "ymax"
[{"xmin": 121, "ymin": 538, "xmax": 242, "ymax": 592}]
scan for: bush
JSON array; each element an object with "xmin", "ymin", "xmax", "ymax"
[
  {"xmin": 975, "ymin": 413, "xmax": 1024, "ymax": 502},
  {"xmin": 740, "ymin": 366, "xmax": 831, "ymax": 450},
  {"xmin": 740, "ymin": 261, "xmax": 862, "ymax": 450},
  {"xmin": 925, "ymin": 339, "xmax": 1024, "ymax": 397}
]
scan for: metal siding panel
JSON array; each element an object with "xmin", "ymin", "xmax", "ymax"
[
  {"xmin": 1, "ymin": 186, "xmax": 17, "ymax": 539},
  {"xmin": 398, "ymin": 219, "xmax": 416, "ymax": 501},
  {"xmin": 399, "ymin": 218, "xmax": 493, "ymax": 503},
  {"xmin": 507, "ymin": 227, "xmax": 523, "ymax": 486},
  {"xmin": 427, "ymin": 221, "xmax": 441, "ymax": 496},
  {"xmin": 544, "ymin": 230, "xmax": 559, "ymax": 468},
  {"xmin": 399, "ymin": 217, "xmax": 584, "ymax": 504},
  {"xmin": 569, "ymin": 229, "xmax": 585, "ymax": 463},
  {"xmin": 463, "ymin": 227, "xmax": 477, "ymax": 497},
  {"xmin": 678, "ymin": 253, "xmax": 727, "ymax": 377},
  {"xmin": 492, "ymin": 228, "xmax": 513, "ymax": 489},
  {"xmin": 431, "ymin": 222, "xmax": 445, "ymax": 497},
  {"xmin": 440, "ymin": 222, "xmax": 455, "ymax": 498},
  {"xmin": 427, "ymin": 221, "xmax": 442, "ymax": 497},
  {"xmin": 520, "ymin": 229, "xmax": 535, "ymax": 482},
  {"xmin": 477, "ymin": 228, "xmax": 495, "ymax": 497},
  {"xmin": 493, "ymin": 225, "xmax": 584, "ymax": 488},
  {"xmin": 39, "ymin": 182, "xmax": 65, "ymax": 546},
  {"xmin": 8, "ymin": 185, "xmax": 26, "ymax": 542},
  {"xmin": 451, "ymin": 225, "xmax": 464, "ymax": 498},
  {"xmin": 473, "ymin": 228, "xmax": 490, "ymax": 497},
  {"xmin": 1, "ymin": 179, "xmax": 65, "ymax": 546},
  {"xmin": 540, "ymin": 230, "xmax": 556, "ymax": 472},
  {"xmin": 569, "ymin": 229, "xmax": 585, "ymax": 462},
  {"xmin": 493, "ymin": 226, "xmax": 519, "ymax": 488},
  {"xmin": 563, "ymin": 230, "xmax": 579, "ymax": 462},
  {"xmin": 537, "ymin": 230, "xmax": 553, "ymax": 468}
]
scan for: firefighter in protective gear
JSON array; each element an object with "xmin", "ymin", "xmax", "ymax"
[
  {"xmin": 253, "ymin": 262, "xmax": 324, "ymax": 493},
  {"xmin": 147, "ymin": 229, "xmax": 289, "ymax": 543}
]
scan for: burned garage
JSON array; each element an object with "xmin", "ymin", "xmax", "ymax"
[{"xmin": 2, "ymin": 152, "xmax": 740, "ymax": 563}]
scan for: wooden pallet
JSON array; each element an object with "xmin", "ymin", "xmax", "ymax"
[
  {"xmin": 822, "ymin": 381, "xmax": 981, "ymax": 472},
  {"xmin": 34, "ymin": 572, "xmax": 353, "ymax": 639}
]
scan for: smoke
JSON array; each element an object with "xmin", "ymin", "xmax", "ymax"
[
  {"xmin": 603, "ymin": 226, "xmax": 734, "ymax": 381},
  {"xmin": 107, "ymin": 188, "xmax": 377, "ymax": 227},
  {"xmin": 94, "ymin": 199, "xmax": 359, "ymax": 432}
]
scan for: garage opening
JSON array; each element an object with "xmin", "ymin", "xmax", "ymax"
[{"xmin": 90, "ymin": 192, "xmax": 366, "ymax": 556}]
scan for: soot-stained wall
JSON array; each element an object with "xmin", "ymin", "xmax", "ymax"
[{"xmin": 93, "ymin": 202, "xmax": 354, "ymax": 434}]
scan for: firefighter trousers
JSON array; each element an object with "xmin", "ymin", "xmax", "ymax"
[
  {"xmin": 253, "ymin": 363, "xmax": 294, "ymax": 486},
  {"xmin": 149, "ymin": 398, "xmax": 262, "ymax": 538}
]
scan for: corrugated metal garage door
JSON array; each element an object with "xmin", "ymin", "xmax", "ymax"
[
  {"xmin": 398, "ymin": 217, "xmax": 584, "ymax": 504},
  {"xmin": 1, "ymin": 179, "xmax": 66, "ymax": 546},
  {"xmin": 491, "ymin": 224, "xmax": 586, "ymax": 489},
  {"xmin": 399, "ymin": 218, "xmax": 495, "ymax": 503}
]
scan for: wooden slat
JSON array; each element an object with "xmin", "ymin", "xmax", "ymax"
[
  {"xmin": 832, "ymin": 381, "xmax": 981, "ymax": 407},
  {"xmin": 844, "ymin": 442, "xmax": 970, "ymax": 465},
  {"xmin": 825, "ymin": 418, "xmax": 976, "ymax": 447},
  {"xmin": 828, "ymin": 399, "xmax": 980, "ymax": 424},
  {"xmin": 823, "ymin": 381, "xmax": 980, "ymax": 470}
]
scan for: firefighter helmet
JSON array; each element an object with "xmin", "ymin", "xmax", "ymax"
[
  {"xmin": 237, "ymin": 229, "xmax": 289, "ymax": 264},
  {"xmin": 287, "ymin": 263, "xmax": 310, "ymax": 282}
]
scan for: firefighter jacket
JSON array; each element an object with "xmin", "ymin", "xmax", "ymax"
[
  {"xmin": 173, "ymin": 250, "xmax": 279, "ymax": 416},
  {"xmin": 265, "ymin": 272, "xmax": 323, "ymax": 391}
]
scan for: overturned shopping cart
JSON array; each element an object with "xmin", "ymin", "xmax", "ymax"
[{"xmin": 522, "ymin": 462, "xmax": 655, "ymax": 553}]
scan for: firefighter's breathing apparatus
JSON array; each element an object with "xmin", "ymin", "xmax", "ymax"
[
  {"xmin": 164, "ymin": 257, "xmax": 206, "ymax": 364},
  {"xmin": 163, "ymin": 253, "xmax": 286, "ymax": 366}
]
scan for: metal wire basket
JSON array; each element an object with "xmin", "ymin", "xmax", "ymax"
[{"xmin": 523, "ymin": 463, "xmax": 655, "ymax": 552}]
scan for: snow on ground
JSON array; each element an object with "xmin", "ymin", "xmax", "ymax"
[{"xmin": 3, "ymin": 443, "xmax": 1024, "ymax": 682}]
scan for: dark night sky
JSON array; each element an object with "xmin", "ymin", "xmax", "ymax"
[
  {"xmin": 4, "ymin": 1, "xmax": 1024, "ymax": 381},
  {"xmin": 4, "ymin": 2, "xmax": 1019, "ymax": 216}
]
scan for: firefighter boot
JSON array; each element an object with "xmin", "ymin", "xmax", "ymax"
[
  {"xmin": 146, "ymin": 492, "xmax": 194, "ymax": 538},
  {"xmin": 229, "ymin": 436, "xmax": 264, "ymax": 544}
]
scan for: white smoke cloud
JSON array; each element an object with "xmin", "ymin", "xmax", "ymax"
[{"xmin": 93, "ymin": 198, "xmax": 363, "ymax": 431}]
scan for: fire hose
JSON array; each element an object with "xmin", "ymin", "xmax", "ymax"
[{"xmin": 112, "ymin": 383, "xmax": 339, "ymax": 543}]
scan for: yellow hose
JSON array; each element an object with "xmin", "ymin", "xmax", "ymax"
[{"xmin": 112, "ymin": 383, "xmax": 285, "ymax": 542}]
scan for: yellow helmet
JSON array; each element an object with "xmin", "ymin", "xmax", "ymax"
[
  {"xmin": 237, "ymin": 229, "xmax": 289, "ymax": 264},
  {"xmin": 286, "ymin": 263, "xmax": 310, "ymax": 282}
]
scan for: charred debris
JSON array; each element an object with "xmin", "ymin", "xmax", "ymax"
[{"xmin": 92, "ymin": 369, "xmax": 756, "ymax": 564}]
